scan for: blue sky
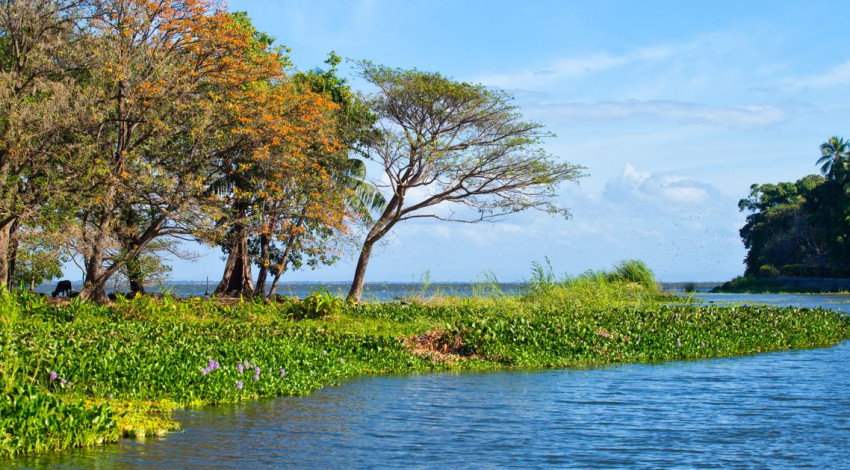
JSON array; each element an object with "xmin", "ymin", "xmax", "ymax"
[{"xmin": 154, "ymin": 0, "xmax": 850, "ymax": 283}]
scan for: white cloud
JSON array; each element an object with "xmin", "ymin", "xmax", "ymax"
[
  {"xmin": 782, "ymin": 60, "xmax": 850, "ymax": 89},
  {"xmin": 528, "ymin": 100, "xmax": 787, "ymax": 129},
  {"xmin": 603, "ymin": 164, "xmax": 722, "ymax": 207},
  {"xmin": 474, "ymin": 45, "xmax": 679, "ymax": 89}
]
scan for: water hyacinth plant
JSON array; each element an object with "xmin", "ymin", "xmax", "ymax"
[{"xmin": 0, "ymin": 262, "xmax": 848, "ymax": 458}]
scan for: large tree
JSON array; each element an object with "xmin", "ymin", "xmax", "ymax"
[
  {"xmin": 208, "ymin": 76, "xmax": 341, "ymax": 297},
  {"xmin": 0, "ymin": 0, "xmax": 89, "ymax": 288},
  {"xmin": 346, "ymin": 62, "xmax": 585, "ymax": 302},
  {"xmin": 253, "ymin": 54, "xmax": 384, "ymax": 299},
  {"xmin": 73, "ymin": 0, "xmax": 289, "ymax": 302}
]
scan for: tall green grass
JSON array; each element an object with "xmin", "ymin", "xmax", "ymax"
[{"xmin": 521, "ymin": 258, "xmax": 664, "ymax": 309}]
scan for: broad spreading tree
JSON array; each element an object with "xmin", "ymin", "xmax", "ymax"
[
  {"xmin": 72, "ymin": 0, "xmax": 296, "ymax": 302},
  {"xmin": 346, "ymin": 62, "xmax": 585, "ymax": 302},
  {"xmin": 0, "ymin": 0, "xmax": 89, "ymax": 288}
]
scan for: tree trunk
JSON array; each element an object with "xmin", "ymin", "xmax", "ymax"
[
  {"xmin": 346, "ymin": 195, "xmax": 402, "ymax": 303},
  {"xmin": 253, "ymin": 234, "xmax": 270, "ymax": 298},
  {"xmin": 267, "ymin": 233, "xmax": 295, "ymax": 298},
  {"xmin": 268, "ymin": 270, "xmax": 283, "ymax": 299},
  {"xmin": 0, "ymin": 219, "xmax": 14, "ymax": 289},
  {"xmin": 8, "ymin": 218, "xmax": 18, "ymax": 287},
  {"xmin": 80, "ymin": 205, "xmax": 114, "ymax": 303},
  {"xmin": 346, "ymin": 239, "xmax": 375, "ymax": 302},
  {"xmin": 267, "ymin": 213, "xmax": 307, "ymax": 299},
  {"xmin": 80, "ymin": 251, "xmax": 110, "ymax": 304},
  {"xmin": 215, "ymin": 225, "xmax": 254, "ymax": 297}
]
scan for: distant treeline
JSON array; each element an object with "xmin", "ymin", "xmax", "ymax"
[{"xmin": 738, "ymin": 136, "xmax": 850, "ymax": 278}]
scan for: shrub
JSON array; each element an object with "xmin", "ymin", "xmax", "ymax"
[
  {"xmin": 758, "ymin": 265, "xmax": 780, "ymax": 278},
  {"xmin": 294, "ymin": 288, "xmax": 343, "ymax": 319},
  {"xmin": 608, "ymin": 259, "xmax": 658, "ymax": 292}
]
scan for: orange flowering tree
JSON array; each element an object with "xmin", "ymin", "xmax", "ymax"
[
  {"xmin": 208, "ymin": 73, "xmax": 346, "ymax": 297},
  {"xmin": 249, "ymin": 55, "xmax": 385, "ymax": 299},
  {"xmin": 72, "ymin": 0, "xmax": 293, "ymax": 302}
]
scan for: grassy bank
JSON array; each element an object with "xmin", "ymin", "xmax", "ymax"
[
  {"xmin": 2, "ymin": 261, "xmax": 849, "ymax": 457},
  {"xmin": 712, "ymin": 275, "xmax": 850, "ymax": 294}
]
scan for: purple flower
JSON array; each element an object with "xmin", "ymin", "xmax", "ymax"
[
  {"xmin": 280, "ymin": 368, "xmax": 286, "ymax": 378},
  {"xmin": 254, "ymin": 365, "xmax": 260, "ymax": 375},
  {"xmin": 253, "ymin": 374, "xmax": 259, "ymax": 381},
  {"xmin": 677, "ymin": 339, "xmax": 682, "ymax": 347},
  {"xmin": 61, "ymin": 378, "xmax": 67, "ymax": 385},
  {"xmin": 201, "ymin": 367, "xmax": 209, "ymax": 375},
  {"xmin": 214, "ymin": 361, "xmax": 220, "ymax": 370},
  {"xmin": 339, "ymin": 358, "xmax": 345, "ymax": 364},
  {"xmin": 244, "ymin": 360, "xmax": 250, "ymax": 368},
  {"xmin": 321, "ymin": 350, "xmax": 327, "ymax": 356},
  {"xmin": 701, "ymin": 341, "xmax": 706, "ymax": 348},
  {"xmin": 50, "ymin": 371, "xmax": 57, "ymax": 381},
  {"xmin": 236, "ymin": 380, "xmax": 243, "ymax": 389},
  {"xmin": 208, "ymin": 358, "xmax": 215, "ymax": 368},
  {"xmin": 237, "ymin": 364, "xmax": 244, "ymax": 374}
]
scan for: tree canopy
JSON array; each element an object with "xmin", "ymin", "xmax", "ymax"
[
  {"xmin": 738, "ymin": 137, "xmax": 850, "ymax": 278},
  {"xmin": 346, "ymin": 62, "xmax": 585, "ymax": 301},
  {"xmin": 1, "ymin": 4, "xmax": 587, "ymax": 303}
]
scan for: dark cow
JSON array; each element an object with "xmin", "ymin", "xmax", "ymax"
[{"xmin": 51, "ymin": 280, "xmax": 72, "ymax": 298}]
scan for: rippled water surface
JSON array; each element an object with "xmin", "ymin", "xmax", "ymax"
[{"xmin": 11, "ymin": 295, "xmax": 850, "ymax": 469}]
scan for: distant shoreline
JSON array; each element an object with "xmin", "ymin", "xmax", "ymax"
[{"xmin": 712, "ymin": 276, "xmax": 850, "ymax": 294}]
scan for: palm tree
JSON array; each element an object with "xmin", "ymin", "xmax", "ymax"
[
  {"xmin": 818, "ymin": 136, "xmax": 850, "ymax": 181},
  {"xmin": 338, "ymin": 157, "xmax": 386, "ymax": 225}
]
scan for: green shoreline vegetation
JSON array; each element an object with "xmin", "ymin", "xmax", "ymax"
[
  {"xmin": 2, "ymin": 261, "xmax": 849, "ymax": 458},
  {"xmin": 715, "ymin": 136, "xmax": 850, "ymax": 293},
  {"xmin": 712, "ymin": 275, "xmax": 850, "ymax": 294}
]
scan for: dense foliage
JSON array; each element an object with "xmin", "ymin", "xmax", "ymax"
[{"xmin": 737, "ymin": 136, "xmax": 850, "ymax": 278}]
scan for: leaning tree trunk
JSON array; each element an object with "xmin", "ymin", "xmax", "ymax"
[
  {"xmin": 267, "ymin": 211, "xmax": 307, "ymax": 299},
  {"xmin": 346, "ymin": 239, "xmax": 375, "ymax": 303},
  {"xmin": 347, "ymin": 196, "xmax": 401, "ymax": 303},
  {"xmin": 215, "ymin": 225, "xmax": 254, "ymax": 297}
]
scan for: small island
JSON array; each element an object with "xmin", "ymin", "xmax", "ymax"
[{"xmin": 714, "ymin": 136, "xmax": 850, "ymax": 293}]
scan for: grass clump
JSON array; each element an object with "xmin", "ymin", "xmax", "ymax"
[{"xmin": 521, "ymin": 258, "xmax": 665, "ymax": 309}]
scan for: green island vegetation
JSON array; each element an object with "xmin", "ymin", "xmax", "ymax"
[
  {"xmin": 2, "ymin": 260, "xmax": 850, "ymax": 457},
  {"xmin": 715, "ymin": 136, "xmax": 850, "ymax": 293},
  {"xmin": 3, "ymin": 0, "xmax": 850, "ymax": 461}
]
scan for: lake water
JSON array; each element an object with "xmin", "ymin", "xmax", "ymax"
[
  {"xmin": 33, "ymin": 281, "xmax": 530, "ymax": 301},
  {"xmin": 32, "ymin": 280, "xmax": 720, "ymax": 302},
  {"xmin": 10, "ymin": 293, "xmax": 850, "ymax": 469}
]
